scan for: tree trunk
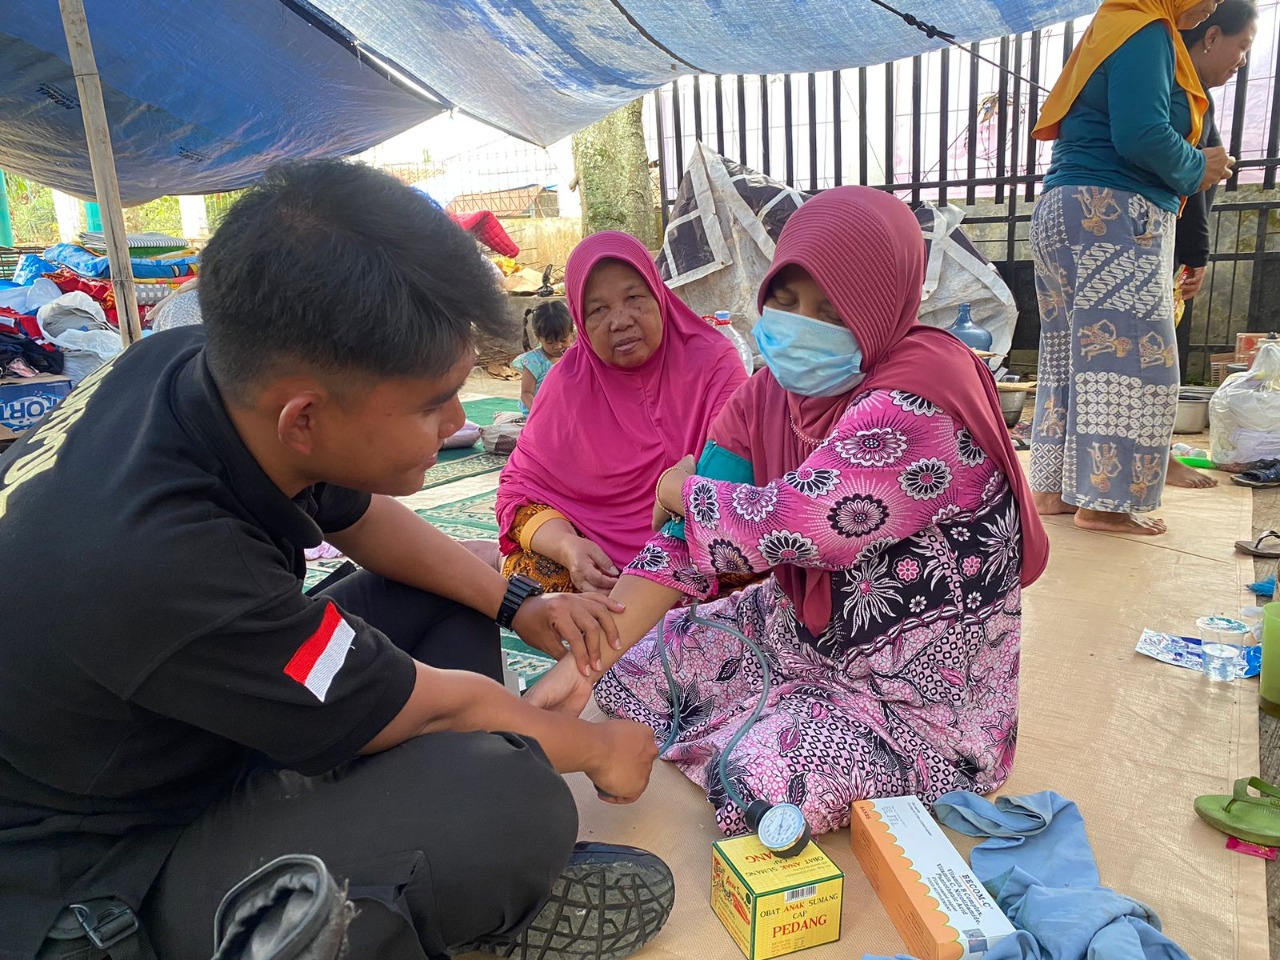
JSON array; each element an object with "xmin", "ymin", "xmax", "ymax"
[{"xmin": 571, "ymin": 99, "xmax": 658, "ymax": 249}]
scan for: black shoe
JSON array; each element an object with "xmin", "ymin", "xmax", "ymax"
[{"xmin": 480, "ymin": 843, "xmax": 675, "ymax": 960}]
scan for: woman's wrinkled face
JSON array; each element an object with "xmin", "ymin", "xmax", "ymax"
[
  {"xmin": 764, "ymin": 265, "xmax": 844, "ymax": 327},
  {"xmin": 1178, "ymin": 0, "xmax": 1224, "ymax": 31},
  {"xmin": 581, "ymin": 260, "xmax": 664, "ymax": 368},
  {"xmin": 1191, "ymin": 21, "xmax": 1257, "ymax": 88}
]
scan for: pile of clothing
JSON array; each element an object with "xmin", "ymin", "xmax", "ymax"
[{"xmin": 0, "ymin": 241, "xmax": 199, "ymax": 385}]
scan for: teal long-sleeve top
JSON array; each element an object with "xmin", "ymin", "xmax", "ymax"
[{"xmin": 1043, "ymin": 22, "xmax": 1206, "ymax": 213}]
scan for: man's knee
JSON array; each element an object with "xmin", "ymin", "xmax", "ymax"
[
  {"xmin": 395, "ymin": 731, "xmax": 577, "ymax": 946},
  {"xmin": 459, "ymin": 730, "xmax": 577, "ymax": 867}
]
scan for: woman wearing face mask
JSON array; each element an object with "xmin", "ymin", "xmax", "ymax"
[
  {"xmin": 528, "ymin": 188, "xmax": 1049, "ymax": 836},
  {"xmin": 1028, "ymin": 0, "xmax": 1234, "ymax": 534}
]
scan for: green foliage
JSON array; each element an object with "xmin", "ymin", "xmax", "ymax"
[
  {"xmin": 204, "ymin": 190, "xmax": 249, "ymax": 233},
  {"xmin": 123, "ymin": 195, "xmax": 183, "ymax": 236},
  {"xmin": 5, "ymin": 175, "xmax": 58, "ymax": 247}
]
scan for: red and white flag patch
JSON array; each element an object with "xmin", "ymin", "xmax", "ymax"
[{"xmin": 284, "ymin": 602, "xmax": 355, "ymax": 702}]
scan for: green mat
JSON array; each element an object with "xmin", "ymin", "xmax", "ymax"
[
  {"xmin": 420, "ymin": 396, "xmax": 522, "ymax": 490},
  {"xmin": 412, "ymin": 489, "xmax": 555, "ymax": 686}
]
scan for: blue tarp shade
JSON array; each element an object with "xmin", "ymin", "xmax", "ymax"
[
  {"xmin": 0, "ymin": 0, "xmax": 1095, "ymax": 205},
  {"xmin": 308, "ymin": 0, "xmax": 1096, "ymax": 144},
  {"xmin": 0, "ymin": 0, "xmax": 442, "ymax": 204}
]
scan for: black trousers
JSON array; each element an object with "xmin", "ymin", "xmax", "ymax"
[{"xmin": 141, "ymin": 573, "xmax": 578, "ymax": 960}]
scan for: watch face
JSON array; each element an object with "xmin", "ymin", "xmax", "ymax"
[{"xmin": 758, "ymin": 803, "xmax": 806, "ymax": 851}]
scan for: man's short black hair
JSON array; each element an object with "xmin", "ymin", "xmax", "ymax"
[
  {"xmin": 1183, "ymin": 0, "xmax": 1257, "ymax": 45},
  {"xmin": 529, "ymin": 301, "xmax": 573, "ymax": 343},
  {"xmin": 199, "ymin": 159, "xmax": 511, "ymax": 403}
]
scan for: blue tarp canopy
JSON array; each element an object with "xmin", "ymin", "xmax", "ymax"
[{"xmin": 0, "ymin": 0, "xmax": 1095, "ymax": 205}]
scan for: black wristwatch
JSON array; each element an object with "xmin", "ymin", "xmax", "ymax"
[{"xmin": 496, "ymin": 575, "xmax": 544, "ymax": 629}]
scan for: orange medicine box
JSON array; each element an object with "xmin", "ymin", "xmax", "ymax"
[
  {"xmin": 850, "ymin": 797, "xmax": 1014, "ymax": 960},
  {"xmin": 710, "ymin": 835, "xmax": 844, "ymax": 960}
]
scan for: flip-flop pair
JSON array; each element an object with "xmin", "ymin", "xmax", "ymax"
[
  {"xmin": 1195, "ymin": 777, "xmax": 1280, "ymax": 847},
  {"xmin": 1234, "ymin": 529, "xmax": 1280, "ymax": 558}
]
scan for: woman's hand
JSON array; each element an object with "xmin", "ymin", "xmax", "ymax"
[
  {"xmin": 524, "ymin": 654, "xmax": 597, "ymax": 715},
  {"xmin": 1199, "ymin": 146, "xmax": 1235, "ymax": 192},
  {"xmin": 654, "ymin": 455, "xmax": 696, "ymax": 527},
  {"xmin": 561, "ymin": 536, "xmax": 620, "ymax": 593},
  {"xmin": 1179, "ymin": 265, "xmax": 1206, "ymax": 300}
]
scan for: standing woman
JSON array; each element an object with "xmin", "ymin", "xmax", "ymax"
[
  {"xmin": 1168, "ymin": 0, "xmax": 1258, "ymax": 489},
  {"xmin": 1029, "ymin": 0, "xmax": 1234, "ymax": 535}
]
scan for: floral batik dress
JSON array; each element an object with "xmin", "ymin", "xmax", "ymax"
[{"xmin": 594, "ymin": 389, "xmax": 1023, "ymax": 836}]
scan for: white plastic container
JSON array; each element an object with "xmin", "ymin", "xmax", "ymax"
[{"xmin": 713, "ymin": 310, "xmax": 755, "ymax": 375}]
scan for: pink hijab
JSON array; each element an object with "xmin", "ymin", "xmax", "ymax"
[
  {"xmin": 497, "ymin": 232, "xmax": 747, "ymax": 567},
  {"xmin": 710, "ymin": 187, "xmax": 1049, "ymax": 633}
]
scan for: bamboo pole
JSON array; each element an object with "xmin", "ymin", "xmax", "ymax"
[{"xmin": 58, "ymin": 0, "xmax": 142, "ymax": 347}]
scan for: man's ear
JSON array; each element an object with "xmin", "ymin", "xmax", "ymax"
[{"xmin": 276, "ymin": 391, "xmax": 323, "ymax": 457}]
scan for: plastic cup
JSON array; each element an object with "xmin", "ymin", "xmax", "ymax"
[
  {"xmin": 1196, "ymin": 616, "xmax": 1249, "ymax": 682},
  {"xmin": 1202, "ymin": 642, "xmax": 1240, "ymax": 681}
]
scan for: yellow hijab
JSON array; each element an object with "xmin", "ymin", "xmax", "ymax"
[{"xmin": 1033, "ymin": 0, "xmax": 1208, "ymax": 146}]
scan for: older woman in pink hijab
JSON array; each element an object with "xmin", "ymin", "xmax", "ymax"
[
  {"xmin": 530, "ymin": 188, "xmax": 1049, "ymax": 836},
  {"xmin": 496, "ymin": 232, "xmax": 748, "ymax": 595}
]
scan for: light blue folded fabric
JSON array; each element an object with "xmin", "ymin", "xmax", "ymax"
[{"xmin": 932, "ymin": 791, "xmax": 1189, "ymax": 960}]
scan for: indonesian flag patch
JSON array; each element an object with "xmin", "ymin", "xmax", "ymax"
[{"xmin": 284, "ymin": 602, "xmax": 355, "ymax": 702}]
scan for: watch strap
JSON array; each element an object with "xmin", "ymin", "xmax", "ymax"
[{"xmin": 496, "ymin": 575, "xmax": 543, "ymax": 629}]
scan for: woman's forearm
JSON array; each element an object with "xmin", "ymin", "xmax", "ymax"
[
  {"xmin": 589, "ymin": 575, "xmax": 682, "ymax": 680},
  {"xmin": 527, "ymin": 517, "xmax": 579, "ymax": 566}
]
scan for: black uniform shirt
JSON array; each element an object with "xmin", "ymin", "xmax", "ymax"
[{"xmin": 0, "ymin": 328, "xmax": 415, "ymax": 957}]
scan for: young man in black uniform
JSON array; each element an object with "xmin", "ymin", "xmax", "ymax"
[{"xmin": 0, "ymin": 161, "xmax": 672, "ymax": 960}]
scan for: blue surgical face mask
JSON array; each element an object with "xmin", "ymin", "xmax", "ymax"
[{"xmin": 753, "ymin": 306, "xmax": 865, "ymax": 397}]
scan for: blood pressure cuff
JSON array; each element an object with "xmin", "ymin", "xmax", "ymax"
[{"xmin": 663, "ymin": 441, "xmax": 754, "ymax": 541}]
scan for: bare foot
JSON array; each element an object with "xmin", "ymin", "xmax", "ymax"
[
  {"xmin": 1033, "ymin": 491, "xmax": 1079, "ymax": 515},
  {"xmin": 1074, "ymin": 508, "xmax": 1167, "ymax": 536},
  {"xmin": 1166, "ymin": 457, "xmax": 1218, "ymax": 489}
]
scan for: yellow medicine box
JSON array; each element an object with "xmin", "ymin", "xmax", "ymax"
[
  {"xmin": 850, "ymin": 796, "xmax": 1014, "ymax": 960},
  {"xmin": 710, "ymin": 835, "xmax": 844, "ymax": 960}
]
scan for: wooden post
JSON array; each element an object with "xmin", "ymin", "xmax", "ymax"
[{"xmin": 58, "ymin": 0, "xmax": 142, "ymax": 347}]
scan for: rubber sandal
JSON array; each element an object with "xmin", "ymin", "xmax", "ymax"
[
  {"xmin": 1231, "ymin": 459, "xmax": 1280, "ymax": 488},
  {"xmin": 1234, "ymin": 530, "xmax": 1280, "ymax": 558},
  {"xmin": 1194, "ymin": 777, "xmax": 1280, "ymax": 847}
]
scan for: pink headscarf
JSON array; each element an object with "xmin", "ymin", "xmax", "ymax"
[
  {"xmin": 497, "ymin": 232, "xmax": 748, "ymax": 568},
  {"xmin": 710, "ymin": 187, "xmax": 1049, "ymax": 633}
]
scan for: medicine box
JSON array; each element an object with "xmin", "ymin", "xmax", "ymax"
[
  {"xmin": 850, "ymin": 796, "xmax": 1014, "ymax": 960},
  {"xmin": 710, "ymin": 834, "xmax": 843, "ymax": 960},
  {"xmin": 0, "ymin": 374, "xmax": 72, "ymax": 442}
]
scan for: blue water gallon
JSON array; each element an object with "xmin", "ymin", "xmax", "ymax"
[{"xmin": 948, "ymin": 303, "xmax": 992, "ymax": 352}]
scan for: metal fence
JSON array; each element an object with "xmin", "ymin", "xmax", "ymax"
[{"xmin": 646, "ymin": 6, "xmax": 1280, "ymax": 381}]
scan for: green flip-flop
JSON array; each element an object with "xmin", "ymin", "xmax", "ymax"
[{"xmin": 1194, "ymin": 777, "xmax": 1280, "ymax": 847}]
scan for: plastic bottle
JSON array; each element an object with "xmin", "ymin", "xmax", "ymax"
[
  {"xmin": 713, "ymin": 310, "xmax": 755, "ymax": 374},
  {"xmin": 947, "ymin": 303, "xmax": 993, "ymax": 353}
]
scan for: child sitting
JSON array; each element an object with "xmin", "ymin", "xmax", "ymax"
[{"xmin": 514, "ymin": 301, "xmax": 574, "ymax": 414}]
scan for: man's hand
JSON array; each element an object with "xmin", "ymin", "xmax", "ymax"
[
  {"xmin": 583, "ymin": 719, "xmax": 659, "ymax": 804},
  {"xmin": 561, "ymin": 537, "xmax": 620, "ymax": 593},
  {"xmin": 512, "ymin": 592, "xmax": 624, "ymax": 676},
  {"xmin": 1199, "ymin": 146, "xmax": 1234, "ymax": 192},
  {"xmin": 524, "ymin": 654, "xmax": 597, "ymax": 715},
  {"xmin": 1179, "ymin": 265, "xmax": 1206, "ymax": 300}
]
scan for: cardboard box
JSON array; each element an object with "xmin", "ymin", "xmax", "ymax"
[
  {"xmin": 710, "ymin": 835, "xmax": 844, "ymax": 960},
  {"xmin": 850, "ymin": 797, "xmax": 1014, "ymax": 960},
  {"xmin": 1235, "ymin": 332, "xmax": 1279, "ymax": 364},
  {"xmin": 0, "ymin": 374, "xmax": 72, "ymax": 441}
]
